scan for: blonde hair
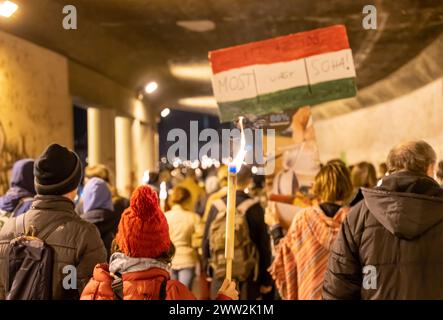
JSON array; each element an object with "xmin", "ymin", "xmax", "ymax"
[
  {"xmin": 387, "ymin": 141, "xmax": 436, "ymax": 175},
  {"xmin": 312, "ymin": 160, "xmax": 353, "ymax": 203},
  {"xmin": 169, "ymin": 186, "xmax": 191, "ymax": 206},
  {"xmin": 85, "ymin": 164, "xmax": 110, "ymax": 182}
]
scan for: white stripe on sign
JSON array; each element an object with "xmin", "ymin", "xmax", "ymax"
[
  {"xmin": 305, "ymin": 49, "xmax": 356, "ymax": 85},
  {"xmin": 211, "ymin": 48, "xmax": 356, "ymax": 103},
  {"xmin": 255, "ymin": 59, "xmax": 308, "ymax": 96},
  {"xmin": 211, "ymin": 65, "xmax": 258, "ymax": 103}
]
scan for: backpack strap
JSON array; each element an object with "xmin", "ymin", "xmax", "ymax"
[
  {"xmin": 15, "ymin": 213, "xmax": 26, "ymax": 237},
  {"xmin": 159, "ymin": 279, "xmax": 167, "ymax": 300},
  {"xmin": 38, "ymin": 221, "xmax": 67, "ymax": 242},
  {"xmin": 237, "ymin": 198, "xmax": 259, "ymax": 216},
  {"xmin": 112, "ymin": 275, "xmax": 124, "ymax": 300},
  {"xmin": 15, "ymin": 214, "xmax": 68, "ymax": 241},
  {"xmin": 213, "ymin": 198, "xmax": 258, "ymax": 215},
  {"xmin": 212, "ymin": 199, "xmax": 226, "ymax": 212}
]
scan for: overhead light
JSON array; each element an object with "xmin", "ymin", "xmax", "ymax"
[
  {"xmin": 179, "ymin": 96, "xmax": 218, "ymax": 109},
  {"xmin": 0, "ymin": 1, "xmax": 18, "ymax": 18},
  {"xmin": 161, "ymin": 108, "xmax": 171, "ymax": 118},
  {"xmin": 176, "ymin": 20, "xmax": 216, "ymax": 32},
  {"xmin": 144, "ymin": 81, "xmax": 158, "ymax": 94},
  {"xmin": 169, "ymin": 62, "xmax": 212, "ymax": 82}
]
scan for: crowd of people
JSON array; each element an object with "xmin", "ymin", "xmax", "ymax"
[{"xmin": 0, "ymin": 140, "xmax": 442, "ymax": 300}]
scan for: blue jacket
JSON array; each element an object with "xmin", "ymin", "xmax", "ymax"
[{"xmin": 0, "ymin": 159, "xmax": 35, "ymax": 216}]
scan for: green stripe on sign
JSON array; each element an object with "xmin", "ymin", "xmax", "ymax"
[{"xmin": 217, "ymin": 77, "xmax": 357, "ymax": 122}]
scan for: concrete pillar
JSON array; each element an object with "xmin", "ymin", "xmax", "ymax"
[
  {"xmin": 132, "ymin": 120, "xmax": 147, "ymax": 186},
  {"xmin": 146, "ymin": 124, "xmax": 156, "ymax": 171},
  {"xmin": 115, "ymin": 116, "xmax": 133, "ymax": 198},
  {"xmin": 132, "ymin": 120, "xmax": 158, "ymax": 185},
  {"xmin": 87, "ymin": 108, "xmax": 116, "ymax": 183},
  {"xmin": 153, "ymin": 123, "xmax": 160, "ymax": 171},
  {"xmin": 149, "ymin": 107, "xmax": 160, "ymax": 172}
]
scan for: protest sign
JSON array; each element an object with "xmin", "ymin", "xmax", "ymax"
[{"xmin": 209, "ymin": 25, "xmax": 357, "ymax": 122}]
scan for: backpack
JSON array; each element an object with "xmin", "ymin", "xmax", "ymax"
[
  {"xmin": 208, "ymin": 198, "xmax": 259, "ymax": 282},
  {"xmin": 5, "ymin": 214, "xmax": 63, "ymax": 300}
]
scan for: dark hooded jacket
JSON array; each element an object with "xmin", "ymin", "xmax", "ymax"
[
  {"xmin": 323, "ymin": 171, "xmax": 443, "ymax": 300},
  {"xmin": 0, "ymin": 159, "xmax": 35, "ymax": 217},
  {"xmin": 80, "ymin": 178, "xmax": 118, "ymax": 258}
]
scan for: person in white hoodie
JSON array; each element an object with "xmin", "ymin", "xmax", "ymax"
[{"xmin": 165, "ymin": 186, "xmax": 201, "ymax": 289}]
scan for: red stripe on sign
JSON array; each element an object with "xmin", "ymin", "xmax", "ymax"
[{"xmin": 209, "ymin": 25, "xmax": 350, "ymax": 74}]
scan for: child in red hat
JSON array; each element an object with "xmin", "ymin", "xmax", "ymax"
[{"xmin": 81, "ymin": 185, "xmax": 238, "ymax": 300}]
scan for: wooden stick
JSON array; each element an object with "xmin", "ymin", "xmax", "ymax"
[{"xmin": 225, "ymin": 166, "xmax": 237, "ymax": 281}]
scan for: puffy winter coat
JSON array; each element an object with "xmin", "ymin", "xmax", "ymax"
[
  {"xmin": 0, "ymin": 195, "xmax": 107, "ymax": 299},
  {"xmin": 81, "ymin": 264, "xmax": 231, "ymax": 300},
  {"xmin": 323, "ymin": 172, "xmax": 443, "ymax": 300}
]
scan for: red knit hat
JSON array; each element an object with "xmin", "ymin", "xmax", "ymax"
[{"xmin": 115, "ymin": 185, "xmax": 171, "ymax": 258}]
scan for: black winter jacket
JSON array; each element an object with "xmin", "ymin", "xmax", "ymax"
[{"xmin": 81, "ymin": 209, "xmax": 119, "ymax": 259}]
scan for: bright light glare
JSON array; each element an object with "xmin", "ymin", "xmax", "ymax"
[
  {"xmin": 160, "ymin": 108, "xmax": 171, "ymax": 118},
  {"xmin": 169, "ymin": 62, "xmax": 212, "ymax": 82},
  {"xmin": 176, "ymin": 20, "xmax": 216, "ymax": 32},
  {"xmin": 0, "ymin": 1, "xmax": 18, "ymax": 18},
  {"xmin": 142, "ymin": 170, "xmax": 150, "ymax": 184},
  {"xmin": 179, "ymin": 96, "xmax": 218, "ymax": 109},
  {"xmin": 159, "ymin": 182, "xmax": 167, "ymax": 200},
  {"xmin": 230, "ymin": 117, "xmax": 247, "ymax": 173},
  {"xmin": 144, "ymin": 81, "xmax": 158, "ymax": 94}
]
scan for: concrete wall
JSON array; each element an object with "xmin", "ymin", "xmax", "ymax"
[
  {"xmin": 314, "ymin": 78, "xmax": 443, "ymax": 167},
  {"xmin": 0, "ymin": 30, "xmax": 72, "ymax": 194}
]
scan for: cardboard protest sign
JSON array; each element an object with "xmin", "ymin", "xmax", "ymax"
[
  {"xmin": 209, "ymin": 25, "xmax": 357, "ymax": 122},
  {"xmin": 265, "ymin": 106, "xmax": 321, "ymax": 229}
]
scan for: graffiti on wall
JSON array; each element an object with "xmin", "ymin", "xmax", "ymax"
[{"xmin": 0, "ymin": 122, "xmax": 30, "ymax": 194}]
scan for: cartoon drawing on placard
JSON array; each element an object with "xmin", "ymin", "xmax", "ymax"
[{"xmin": 270, "ymin": 107, "xmax": 321, "ymax": 229}]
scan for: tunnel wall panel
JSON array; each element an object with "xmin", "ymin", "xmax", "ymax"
[
  {"xmin": 0, "ymin": 30, "xmax": 72, "ymax": 194},
  {"xmin": 314, "ymin": 78, "xmax": 443, "ymax": 169}
]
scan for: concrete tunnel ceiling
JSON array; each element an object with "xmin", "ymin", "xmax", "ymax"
[{"xmin": 1, "ymin": 0, "xmax": 443, "ymax": 118}]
